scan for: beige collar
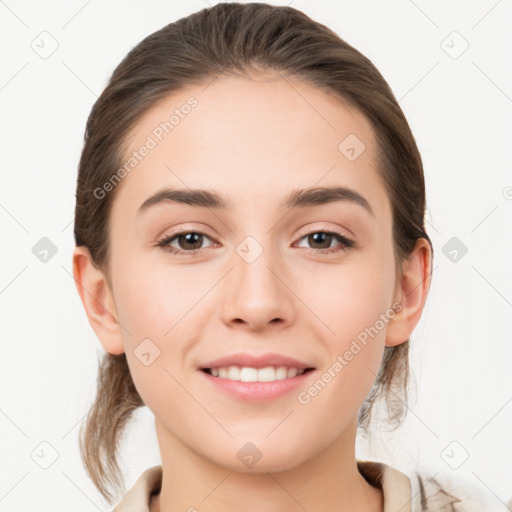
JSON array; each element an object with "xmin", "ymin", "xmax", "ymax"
[
  {"xmin": 357, "ymin": 460, "xmax": 412, "ymax": 512},
  {"xmin": 113, "ymin": 460, "xmax": 412, "ymax": 511}
]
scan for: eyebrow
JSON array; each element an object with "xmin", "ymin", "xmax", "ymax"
[{"xmin": 137, "ymin": 185, "xmax": 374, "ymax": 217}]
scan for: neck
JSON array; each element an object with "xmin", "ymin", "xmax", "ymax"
[{"xmin": 151, "ymin": 418, "xmax": 383, "ymax": 512}]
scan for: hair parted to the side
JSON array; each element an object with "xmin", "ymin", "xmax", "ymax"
[{"xmin": 73, "ymin": 2, "xmax": 433, "ymax": 502}]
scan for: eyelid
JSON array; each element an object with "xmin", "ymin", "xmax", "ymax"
[
  {"xmin": 157, "ymin": 225, "xmax": 355, "ymax": 256},
  {"xmin": 295, "ymin": 222, "xmax": 354, "ymax": 240},
  {"xmin": 156, "ymin": 230, "xmax": 217, "ymax": 252}
]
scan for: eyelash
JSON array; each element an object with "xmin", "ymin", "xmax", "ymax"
[{"xmin": 156, "ymin": 230, "xmax": 355, "ymax": 257}]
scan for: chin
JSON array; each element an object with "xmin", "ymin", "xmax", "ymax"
[{"xmin": 202, "ymin": 436, "xmax": 315, "ymax": 474}]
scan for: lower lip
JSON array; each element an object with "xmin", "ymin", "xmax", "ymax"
[{"xmin": 199, "ymin": 369, "xmax": 315, "ymax": 402}]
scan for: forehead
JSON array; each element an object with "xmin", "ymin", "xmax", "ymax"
[{"xmin": 111, "ymin": 72, "xmax": 389, "ymax": 221}]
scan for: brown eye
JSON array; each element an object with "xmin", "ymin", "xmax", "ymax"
[
  {"xmin": 176, "ymin": 232, "xmax": 204, "ymax": 250},
  {"xmin": 157, "ymin": 231, "xmax": 215, "ymax": 255},
  {"xmin": 296, "ymin": 230, "xmax": 354, "ymax": 254},
  {"xmin": 307, "ymin": 232, "xmax": 334, "ymax": 249}
]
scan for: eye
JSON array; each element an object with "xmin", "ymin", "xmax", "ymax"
[
  {"xmin": 157, "ymin": 229, "xmax": 355, "ymax": 257},
  {"xmin": 157, "ymin": 231, "xmax": 216, "ymax": 256},
  {"xmin": 295, "ymin": 230, "xmax": 354, "ymax": 254}
]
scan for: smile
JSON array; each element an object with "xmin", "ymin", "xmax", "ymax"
[{"xmin": 202, "ymin": 365, "xmax": 313, "ymax": 382}]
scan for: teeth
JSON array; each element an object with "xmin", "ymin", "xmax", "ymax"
[
  {"xmin": 227, "ymin": 365, "xmax": 241, "ymax": 380},
  {"xmin": 258, "ymin": 366, "xmax": 277, "ymax": 382},
  {"xmin": 287, "ymin": 367, "xmax": 298, "ymax": 378},
  {"xmin": 207, "ymin": 365, "xmax": 306, "ymax": 382}
]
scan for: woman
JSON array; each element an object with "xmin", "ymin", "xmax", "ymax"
[{"xmin": 71, "ymin": 3, "xmax": 488, "ymax": 510}]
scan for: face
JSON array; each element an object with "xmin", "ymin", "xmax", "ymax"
[{"xmin": 105, "ymin": 73, "xmax": 400, "ymax": 471}]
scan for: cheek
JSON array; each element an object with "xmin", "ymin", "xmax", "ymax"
[
  {"xmin": 306, "ymin": 251, "xmax": 396, "ymax": 346},
  {"xmin": 296, "ymin": 267, "xmax": 390, "ymax": 435},
  {"xmin": 110, "ymin": 258, "xmax": 213, "ymax": 407},
  {"xmin": 300, "ymin": 250, "xmax": 395, "ymax": 399},
  {"xmin": 113, "ymin": 257, "xmax": 199, "ymax": 344}
]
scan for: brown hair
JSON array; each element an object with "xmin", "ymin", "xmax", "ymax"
[{"xmin": 74, "ymin": 2, "xmax": 433, "ymax": 502}]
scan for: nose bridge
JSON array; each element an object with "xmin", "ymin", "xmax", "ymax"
[
  {"xmin": 221, "ymin": 231, "xmax": 294, "ymax": 329},
  {"xmin": 234, "ymin": 231, "xmax": 283, "ymax": 297}
]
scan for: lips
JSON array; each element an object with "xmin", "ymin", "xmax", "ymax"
[{"xmin": 198, "ymin": 352, "xmax": 316, "ymax": 402}]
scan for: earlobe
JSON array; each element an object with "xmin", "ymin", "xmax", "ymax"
[
  {"xmin": 72, "ymin": 246, "xmax": 125, "ymax": 355},
  {"xmin": 385, "ymin": 238, "xmax": 432, "ymax": 347}
]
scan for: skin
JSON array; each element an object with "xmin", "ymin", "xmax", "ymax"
[{"xmin": 73, "ymin": 72, "xmax": 431, "ymax": 512}]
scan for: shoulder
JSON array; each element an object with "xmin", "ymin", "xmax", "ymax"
[
  {"xmin": 112, "ymin": 465, "xmax": 162, "ymax": 512},
  {"xmin": 357, "ymin": 459, "xmax": 496, "ymax": 512},
  {"xmin": 407, "ymin": 469, "xmax": 496, "ymax": 511}
]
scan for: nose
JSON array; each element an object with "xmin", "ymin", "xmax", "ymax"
[{"xmin": 221, "ymin": 243, "xmax": 295, "ymax": 332}]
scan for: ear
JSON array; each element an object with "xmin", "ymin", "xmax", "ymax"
[
  {"xmin": 72, "ymin": 246, "xmax": 125, "ymax": 355},
  {"xmin": 385, "ymin": 238, "xmax": 432, "ymax": 347}
]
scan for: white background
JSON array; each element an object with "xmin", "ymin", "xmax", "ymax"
[{"xmin": 1, "ymin": 0, "xmax": 511, "ymax": 510}]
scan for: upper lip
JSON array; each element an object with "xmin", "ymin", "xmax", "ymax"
[{"xmin": 199, "ymin": 353, "xmax": 315, "ymax": 370}]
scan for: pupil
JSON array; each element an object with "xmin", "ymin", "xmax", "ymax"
[
  {"xmin": 310, "ymin": 232, "xmax": 330, "ymax": 248},
  {"xmin": 180, "ymin": 233, "xmax": 202, "ymax": 250}
]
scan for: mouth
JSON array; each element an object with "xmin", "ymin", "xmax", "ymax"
[
  {"xmin": 197, "ymin": 353, "xmax": 316, "ymax": 402},
  {"xmin": 200, "ymin": 365, "xmax": 315, "ymax": 383}
]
